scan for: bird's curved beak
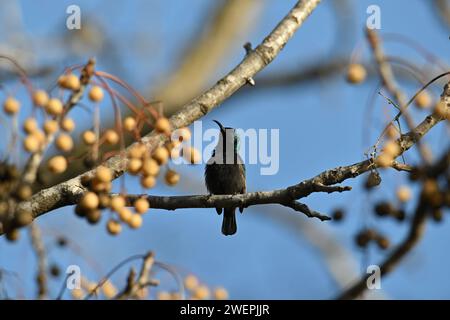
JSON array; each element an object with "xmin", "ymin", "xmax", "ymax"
[{"xmin": 213, "ymin": 120, "xmax": 225, "ymax": 133}]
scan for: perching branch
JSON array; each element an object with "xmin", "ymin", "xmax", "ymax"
[{"xmin": 7, "ymin": 83, "xmax": 447, "ymax": 235}]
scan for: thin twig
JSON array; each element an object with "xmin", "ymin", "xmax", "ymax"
[{"xmin": 29, "ymin": 223, "xmax": 47, "ymax": 299}]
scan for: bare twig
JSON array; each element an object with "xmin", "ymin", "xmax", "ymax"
[
  {"xmin": 115, "ymin": 252, "xmax": 158, "ymax": 300},
  {"xmin": 391, "ymin": 161, "xmax": 414, "ymax": 172},
  {"xmin": 366, "ymin": 29, "xmax": 431, "ymax": 163},
  {"xmin": 29, "ymin": 223, "xmax": 47, "ymax": 299}
]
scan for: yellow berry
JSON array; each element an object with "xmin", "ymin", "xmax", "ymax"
[
  {"xmin": 213, "ymin": 287, "xmax": 229, "ymax": 300},
  {"xmin": 23, "ymin": 135, "xmax": 40, "ymax": 153},
  {"xmin": 60, "ymin": 74, "xmax": 80, "ymax": 91},
  {"xmin": 123, "ymin": 117, "xmax": 136, "ymax": 132},
  {"xmin": 346, "ymin": 63, "xmax": 366, "ymax": 84},
  {"xmin": 118, "ymin": 208, "xmax": 132, "ymax": 223},
  {"xmin": 127, "ymin": 158, "xmax": 142, "ymax": 175},
  {"xmin": 184, "ymin": 275, "xmax": 199, "ymax": 291},
  {"xmin": 106, "ymin": 219, "xmax": 122, "ymax": 235},
  {"xmin": 61, "ymin": 117, "xmax": 75, "ymax": 132},
  {"xmin": 15, "ymin": 210, "xmax": 33, "ymax": 226},
  {"xmin": 55, "ymin": 133, "xmax": 74, "ymax": 152},
  {"xmin": 82, "ymin": 130, "xmax": 96, "ymax": 145},
  {"xmin": 383, "ymin": 141, "xmax": 400, "ymax": 157},
  {"xmin": 88, "ymin": 86, "xmax": 104, "ymax": 102},
  {"xmin": 193, "ymin": 285, "xmax": 210, "ymax": 300},
  {"xmin": 96, "ymin": 166, "xmax": 112, "ymax": 183},
  {"xmin": 91, "ymin": 179, "xmax": 110, "ymax": 193},
  {"xmin": 396, "ymin": 185, "xmax": 411, "ymax": 203},
  {"xmin": 142, "ymin": 158, "xmax": 160, "ymax": 176},
  {"xmin": 415, "ymin": 90, "xmax": 432, "ymax": 109},
  {"xmin": 71, "ymin": 288, "xmax": 84, "ymax": 300},
  {"xmin": 128, "ymin": 143, "xmax": 146, "ymax": 159},
  {"xmin": 23, "ymin": 118, "xmax": 38, "ymax": 134},
  {"xmin": 165, "ymin": 169, "xmax": 180, "ymax": 186},
  {"xmin": 67, "ymin": 74, "xmax": 81, "ymax": 91},
  {"xmin": 102, "ymin": 281, "xmax": 117, "ymax": 299},
  {"xmin": 434, "ymin": 101, "xmax": 449, "ymax": 120},
  {"xmin": 103, "ymin": 129, "xmax": 119, "ymax": 145},
  {"xmin": 386, "ymin": 124, "xmax": 398, "ymax": 139},
  {"xmin": 48, "ymin": 155, "xmax": 67, "ymax": 173},
  {"xmin": 16, "ymin": 185, "xmax": 32, "ymax": 200},
  {"xmin": 375, "ymin": 153, "xmax": 392, "ymax": 168},
  {"xmin": 110, "ymin": 196, "xmax": 126, "ymax": 212},
  {"xmin": 134, "ymin": 197, "xmax": 149, "ymax": 214},
  {"xmin": 33, "ymin": 130, "xmax": 46, "ymax": 145},
  {"xmin": 3, "ymin": 96, "xmax": 20, "ymax": 115},
  {"xmin": 423, "ymin": 179, "xmax": 439, "ymax": 198},
  {"xmin": 43, "ymin": 120, "xmax": 59, "ymax": 135},
  {"xmin": 152, "ymin": 146, "xmax": 169, "ymax": 165},
  {"xmin": 58, "ymin": 75, "xmax": 68, "ymax": 88},
  {"xmin": 6, "ymin": 229, "xmax": 20, "ymax": 242},
  {"xmin": 157, "ymin": 291, "xmax": 171, "ymax": 300},
  {"xmin": 155, "ymin": 117, "xmax": 171, "ymax": 134},
  {"xmin": 46, "ymin": 98, "xmax": 63, "ymax": 116},
  {"xmin": 140, "ymin": 175, "xmax": 156, "ymax": 189},
  {"xmin": 128, "ymin": 214, "xmax": 143, "ymax": 229},
  {"xmin": 32, "ymin": 90, "xmax": 49, "ymax": 107},
  {"xmin": 80, "ymin": 192, "xmax": 99, "ymax": 210}
]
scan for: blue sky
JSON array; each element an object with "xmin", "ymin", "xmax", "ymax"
[{"xmin": 0, "ymin": 0, "xmax": 449, "ymax": 299}]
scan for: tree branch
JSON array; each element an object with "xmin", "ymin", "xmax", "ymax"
[{"xmin": 8, "ymin": 85, "xmax": 447, "ymax": 235}]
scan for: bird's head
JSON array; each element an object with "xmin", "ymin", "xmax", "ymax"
[{"xmin": 213, "ymin": 120, "xmax": 240, "ymax": 153}]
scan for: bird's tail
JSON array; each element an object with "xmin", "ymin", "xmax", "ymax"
[{"xmin": 222, "ymin": 208, "xmax": 237, "ymax": 236}]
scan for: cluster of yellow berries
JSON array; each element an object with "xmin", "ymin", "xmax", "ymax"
[
  {"xmin": 156, "ymin": 274, "xmax": 228, "ymax": 300},
  {"xmin": 75, "ymin": 165, "xmax": 150, "ymax": 234},
  {"xmin": 71, "ymin": 276, "xmax": 118, "ymax": 300},
  {"xmin": 124, "ymin": 118, "xmax": 198, "ymax": 191},
  {"xmin": 1, "ymin": 71, "xmax": 107, "ymax": 177}
]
